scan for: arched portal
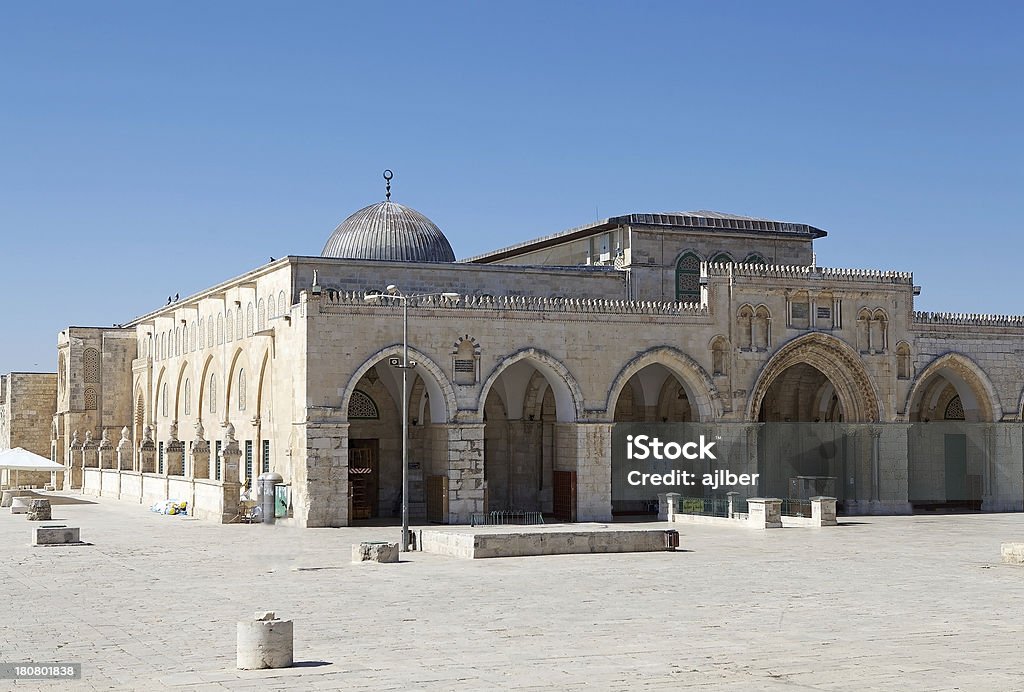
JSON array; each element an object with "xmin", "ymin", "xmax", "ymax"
[
  {"xmin": 341, "ymin": 349, "xmax": 455, "ymax": 523},
  {"xmin": 905, "ymin": 353, "xmax": 1000, "ymax": 511},
  {"xmin": 608, "ymin": 358, "xmax": 711, "ymax": 516},
  {"xmin": 749, "ymin": 335, "xmax": 879, "ymax": 509},
  {"xmin": 479, "ymin": 351, "xmax": 581, "ymax": 515}
]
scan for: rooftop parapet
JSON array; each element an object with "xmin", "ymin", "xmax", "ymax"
[
  {"xmin": 913, "ymin": 311, "xmax": 1024, "ymax": 327},
  {"xmin": 703, "ymin": 262, "xmax": 914, "ymax": 284},
  {"xmin": 316, "ymin": 289, "xmax": 708, "ymax": 317}
]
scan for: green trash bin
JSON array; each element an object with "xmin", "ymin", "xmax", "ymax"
[{"xmin": 274, "ymin": 484, "xmax": 289, "ymax": 518}]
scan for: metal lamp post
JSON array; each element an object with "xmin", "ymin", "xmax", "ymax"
[{"xmin": 364, "ymin": 285, "xmax": 460, "ymax": 551}]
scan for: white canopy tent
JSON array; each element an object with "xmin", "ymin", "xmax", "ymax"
[{"xmin": 0, "ymin": 448, "xmax": 65, "ymax": 489}]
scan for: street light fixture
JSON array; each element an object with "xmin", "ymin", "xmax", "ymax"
[{"xmin": 363, "ymin": 286, "xmax": 460, "ymax": 551}]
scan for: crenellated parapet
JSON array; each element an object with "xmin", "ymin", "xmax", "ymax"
[
  {"xmin": 704, "ymin": 262, "xmax": 914, "ymax": 284},
  {"xmin": 317, "ymin": 290, "xmax": 708, "ymax": 317},
  {"xmin": 913, "ymin": 311, "xmax": 1024, "ymax": 327}
]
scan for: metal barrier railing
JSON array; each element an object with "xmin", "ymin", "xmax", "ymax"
[
  {"xmin": 470, "ymin": 510, "xmax": 546, "ymax": 527},
  {"xmin": 781, "ymin": 499, "xmax": 812, "ymax": 518}
]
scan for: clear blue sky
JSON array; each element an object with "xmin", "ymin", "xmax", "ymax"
[{"xmin": 1, "ymin": 1, "xmax": 1021, "ymax": 371}]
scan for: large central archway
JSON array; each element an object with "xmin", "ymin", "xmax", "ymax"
[{"xmin": 748, "ymin": 334, "xmax": 880, "ymax": 509}]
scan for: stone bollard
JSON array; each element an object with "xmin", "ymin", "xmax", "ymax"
[
  {"xmin": 11, "ymin": 497, "xmax": 31, "ymax": 514},
  {"xmin": 352, "ymin": 541, "xmax": 400, "ymax": 563},
  {"xmin": 810, "ymin": 496, "xmax": 838, "ymax": 526},
  {"xmin": 1, "ymin": 489, "xmax": 30, "ymax": 508},
  {"xmin": 27, "ymin": 499, "xmax": 52, "ymax": 521},
  {"xmin": 747, "ymin": 498, "xmax": 783, "ymax": 529},
  {"xmin": 237, "ymin": 611, "xmax": 293, "ymax": 670}
]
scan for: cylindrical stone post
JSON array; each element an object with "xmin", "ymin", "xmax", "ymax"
[{"xmin": 237, "ymin": 611, "xmax": 293, "ymax": 670}]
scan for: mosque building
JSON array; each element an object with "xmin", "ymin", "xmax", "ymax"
[{"xmin": 9, "ymin": 175, "xmax": 1024, "ymax": 525}]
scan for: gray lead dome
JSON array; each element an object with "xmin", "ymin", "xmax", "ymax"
[{"xmin": 321, "ymin": 201, "xmax": 456, "ymax": 263}]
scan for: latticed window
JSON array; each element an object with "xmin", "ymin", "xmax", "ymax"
[
  {"xmin": 226, "ymin": 310, "xmax": 233, "ymax": 342},
  {"xmin": 238, "ymin": 369, "xmax": 246, "ymax": 411},
  {"xmin": 84, "ymin": 348, "xmax": 100, "ymax": 382},
  {"xmin": 183, "ymin": 379, "xmax": 191, "ymax": 416},
  {"xmin": 258, "ymin": 299, "xmax": 266, "ymax": 331},
  {"xmin": 215, "ymin": 440, "xmax": 222, "ymax": 480},
  {"xmin": 209, "ymin": 374, "xmax": 217, "ymax": 414},
  {"xmin": 348, "ymin": 390, "xmax": 379, "ymax": 419},
  {"xmin": 246, "ymin": 303, "xmax": 254, "ymax": 337},
  {"xmin": 84, "ymin": 387, "xmax": 98, "ymax": 410},
  {"xmin": 675, "ymin": 252, "xmax": 701, "ymax": 302},
  {"xmin": 262, "ymin": 440, "xmax": 270, "ymax": 473},
  {"xmin": 244, "ymin": 440, "xmax": 253, "ymax": 489},
  {"xmin": 945, "ymin": 396, "xmax": 965, "ymax": 420},
  {"xmin": 710, "ymin": 252, "xmax": 733, "ymax": 264}
]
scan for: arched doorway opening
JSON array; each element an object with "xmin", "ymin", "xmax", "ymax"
[
  {"xmin": 480, "ymin": 352, "xmax": 579, "ymax": 517},
  {"xmin": 344, "ymin": 359, "xmax": 451, "ymax": 524},
  {"xmin": 610, "ymin": 362, "xmax": 700, "ymax": 516},
  {"xmin": 906, "ymin": 355, "xmax": 998, "ymax": 512}
]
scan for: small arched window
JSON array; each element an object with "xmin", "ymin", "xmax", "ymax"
[
  {"xmin": 162, "ymin": 382, "xmax": 169, "ymax": 418},
  {"xmin": 183, "ymin": 379, "xmax": 191, "ymax": 416},
  {"xmin": 268, "ymin": 296, "xmax": 276, "ymax": 320},
  {"xmin": 84, "ymin": 387, "xmax": 98, "ymax": 410},
  {"xmin": 238, "ymin": 368, "xmax": 246, "ymax": 411},
  {"xmin": 246, "ymin": 303, "xmax": 254, "ymax": 337},
  {"xmin": 257, "ymin": 299, "xmax": 266, "ymax": 332},
  {"xmin": 675, "ymin": 252, "xmax": 701, "ymax": 303},
  {"xmin": 209, "ymin": 373, "xmax": 217, "ymax": 414},
  {"xmin": 217, "ymin": 314, "xmax": 224, "ymax": 345},
  {"xmin": 710, "ymin": 252, "xmax": 733, "ymax": 264},
  {"xmin": 226, "ymin": 309, "xmax": 234, "ymax": 342},
  {"xmin": 279, "ymin": 290, "xmax": 287, "ymax": 316},
  {"xmin": 744, "ymin": 253, "xmax": 767, "ymax": 265}
]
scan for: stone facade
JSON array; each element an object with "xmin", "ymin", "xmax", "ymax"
[
  {"xmin": 0, "ymin": 372, "xmax": 58, "ymax": 487},
  {"xmin": 12, "ymin": 204, "xmax": 1024, "ymax": 525}
]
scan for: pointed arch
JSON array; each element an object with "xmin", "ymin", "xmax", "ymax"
[
  {"xmin": 747, "ymin": 332, "xmax": 882, "ymax": 422},
  {"xmin": 341, "ymin": 345, "xmax": 457, "ymax": 424},
  {"xmin": 225, "ymin": 348, "xmax": 252, "ymax": 417},
  {"xmin": 173, "ymin": 360, "xmax": 195, "ymax": 420},
  {"xmin": 904, "ymin": 352, "xmax": 1002, "ymax": 423},
  {"xmin": 605, "ymin": 346, "xmax": 723, "ymax": 422},
  {"xmin": 255, "ymin": 347, "xmax": 272, "ymax": 419},
  {"xmin": 674, "ymin": 250, "xmax": 702, "ymax": 303},
  {"xmin": 196, "ymin": 354, "xmax": 218, "ymax": 422},
  {"xmin": 477, "ymin": 348, "xmax": 583, "ymax": 423}
]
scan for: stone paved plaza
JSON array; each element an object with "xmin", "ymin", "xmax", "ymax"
[{"xmin": 2, "ymin": 495, "xmax": 1024, "ymax": 691}]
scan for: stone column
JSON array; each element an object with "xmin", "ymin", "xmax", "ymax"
[
  {"xmin": 138, "ymin": 425, "xmax": 157, "ymax": 474},
  {"xmin": 97, "ymin": 428, "xmax": 115, "ymax": 469},
  {"xmin": 65, "ymin": 431, "xmax": 82, "ymax": 490},
  {"xmin": 447, "ymin": 423, "xmax": 485, "ymax": 524},
  {"xmin": 220, "ymin": 423, "xmax": 243, "ymax": 523},
  {"xmin": 165, "ymin": 421, "xmax": 184, "ymax": 476},
  {"xmin": 192, "ymin": 422, "xmax": 210, "ymax": 480},
  {"xmin": 116, "ymin": 426, "xmax": 133, "ymax": 471},
  {"xmin": 296, "ymin": 417, "xmax": 348, "ymax": 528},
  {"xmin": 81, "ymin": 430, "xmax": 98, "ymax": 469},
  {"xmin": 572, "ymin": 423, "xmax": 613, "ymax": 522},
  {"xmin": 869, "ymin": 425, "xmax": 882, "ymax": 511}
]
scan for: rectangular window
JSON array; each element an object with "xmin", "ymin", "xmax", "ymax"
[
  {"xmin": 261, "ymin": 440, "xmax": 270, "ymax": 474},
  {"xmin": 245, "ymin": 440, "xmax": 253, "ymax": 489},
  {"xmin": 215, "ymin": 440, "xmax": 222, "ymax": 481},
  {"xmin": 158, "ymin": 442, "xmax": 164, "ymax": 474}
]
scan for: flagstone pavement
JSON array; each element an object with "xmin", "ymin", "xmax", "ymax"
[{"xmin": 1, "ymin": 493, "xmax": 1024, "ymax": 690}]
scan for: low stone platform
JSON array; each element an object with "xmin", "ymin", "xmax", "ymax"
[
  {"xmin": 1000, "ymin": 542, "xmax": 1024, "ymax": 565},
  {"xmin": 352, "ymin": 541, "xmax": 399, "ymax": 563},
  {"xmin": 32, "ymin": 525, "xmax": 85, "ymax": 547},
  {"xmin": 420, "ymin": 524, "xmax": 675, "ymax": 559}
]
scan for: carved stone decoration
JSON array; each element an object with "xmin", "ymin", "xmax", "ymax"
[
  {"xmin": 83, "ymin": 430, "xmax": 94, "ymax": 447},
  {"xmin": 225, "ymin": 422, "xmax": 236, "ymax": 444},
  {"xmin": 120, "ymin": 426, "xmax": 130, "ymax": 443},
  {"xmin": 143, "ymin": 424, "xmax": 154, "ymax": 443},
  {"xmin": 70, "ymin": 430, "xmax": 79, "ymax": 448},
  {"xmin": 169, "ymin": 420, "xmax": 179, "ymax": 442},
  {"xmin": 195, "ymin": 421, "xmax": 206, "ymax": 441}
]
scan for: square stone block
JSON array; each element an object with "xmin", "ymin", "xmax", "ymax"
[
  {"xmin": 352, "ymin": 541, "xmax": 399, "ymax": 563},
  {"xmin": 32, "ymin": 525, "xmax": 83, "ymax": 546}
]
